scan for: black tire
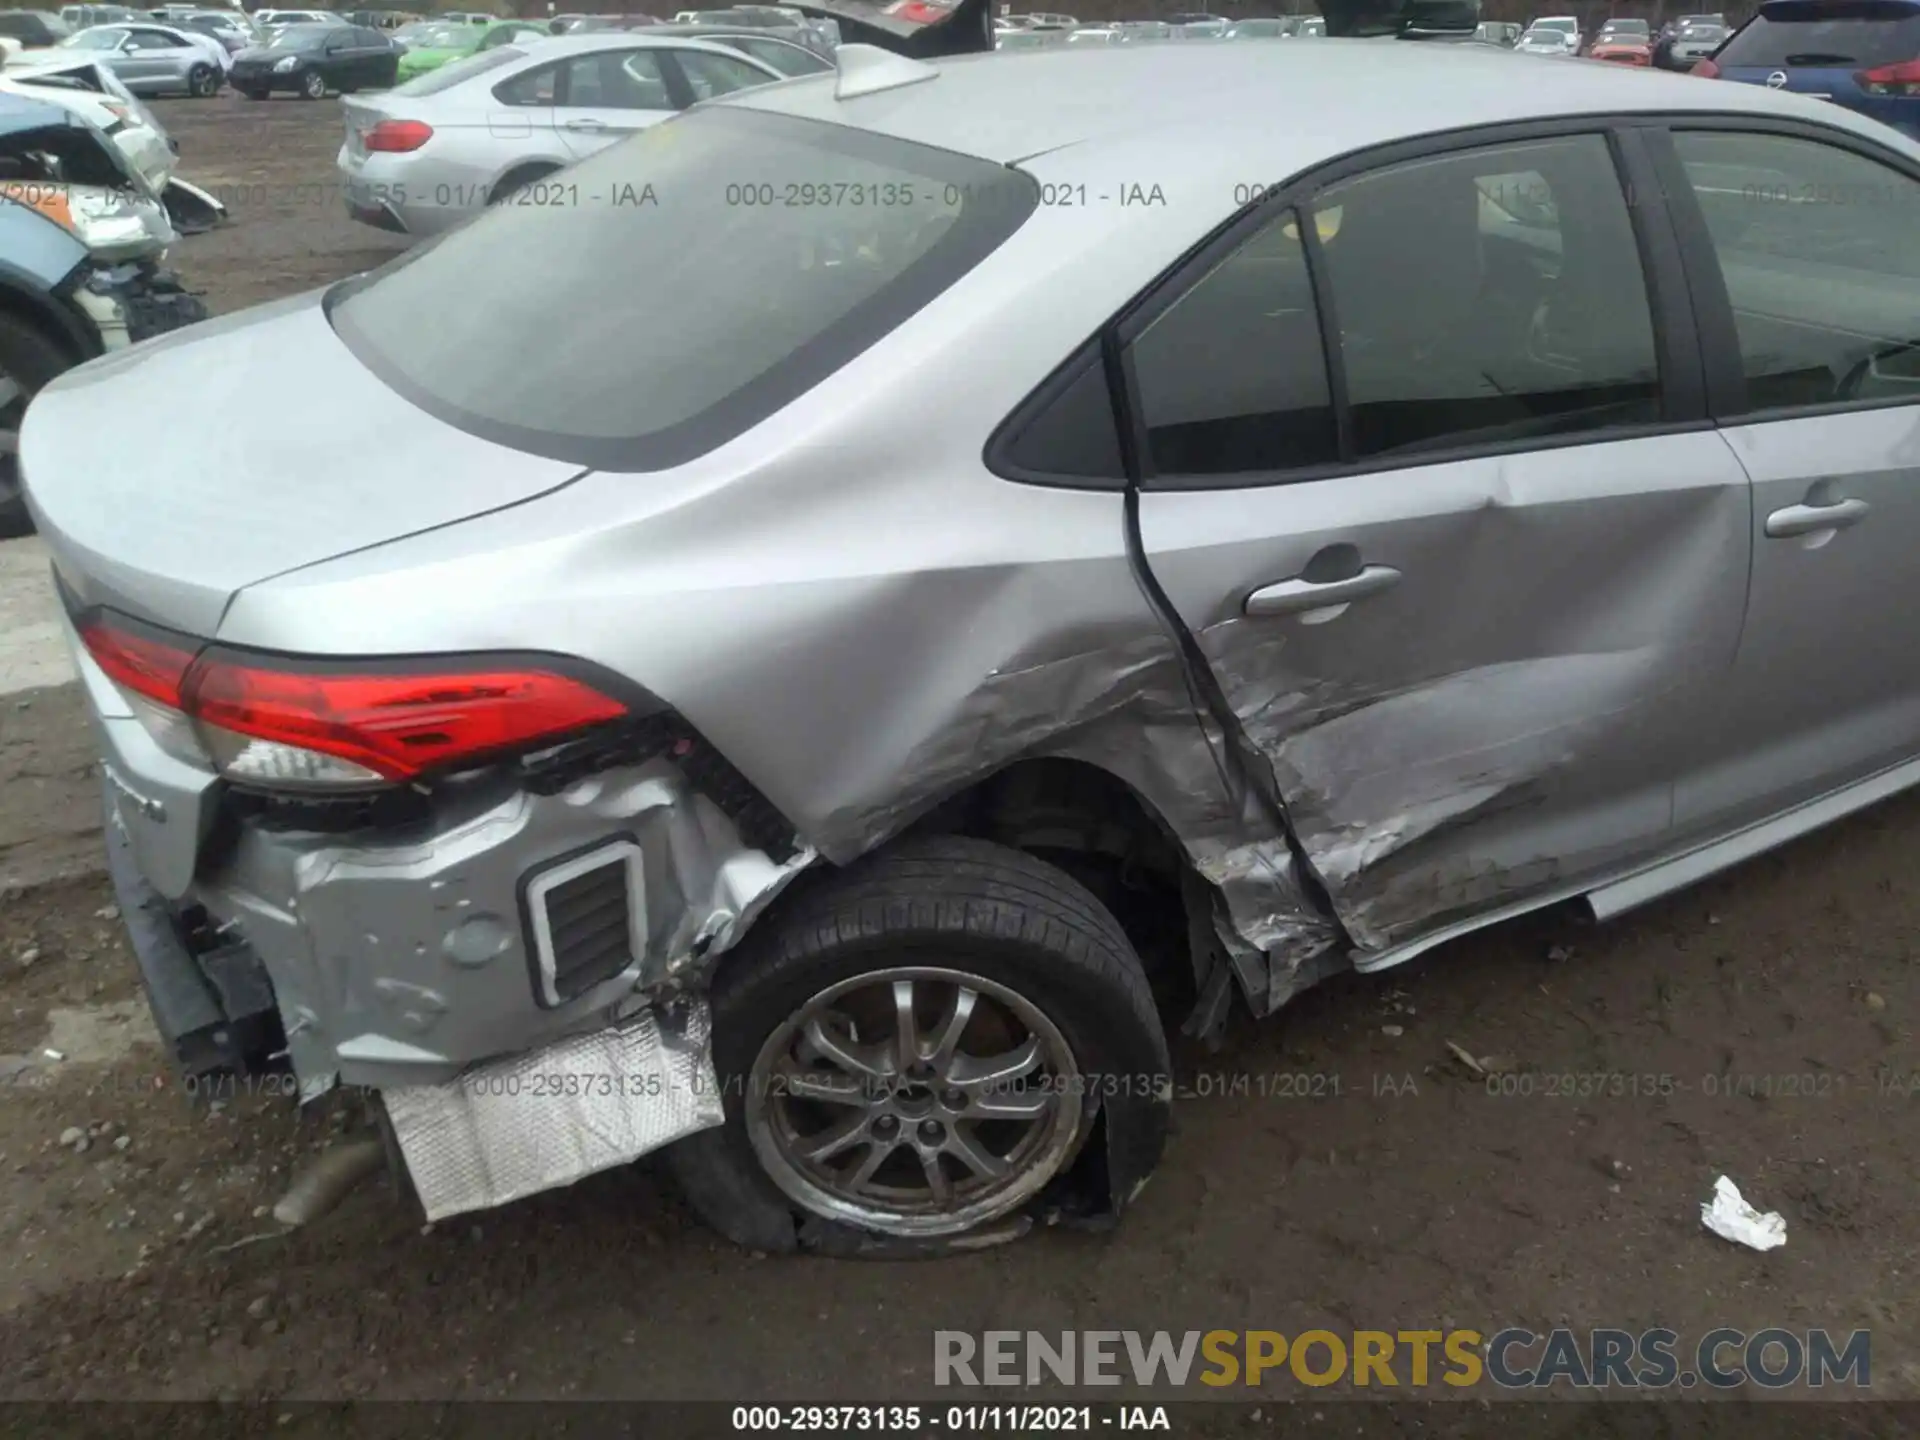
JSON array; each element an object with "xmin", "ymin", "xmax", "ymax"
[
  {"xmin": 187, "ymin": 62, "xmax": 218, "ymax": 98},
  {"xmin": 487, "ymin": 165, "xmax": 556, "ymax": 206},
  {"xmin": 299, "ymin": 68, "xmax": 326, "ymax": 100},
  {"xmin": 0, "ymin": 312, "xmax": 74, "ymax": 539},
  {"xmin": 666, "ymin": 836, "xmax": 1172, "ymax": 1252}
]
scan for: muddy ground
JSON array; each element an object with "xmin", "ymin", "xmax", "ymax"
[{"xmin": 0, "ymin": 93, "xmax": 1916, "ymax": 1424}]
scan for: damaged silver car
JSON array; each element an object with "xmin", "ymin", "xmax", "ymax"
[{"xmin": 19, "ymin": 0, "xmax": 1920, "ymax": 1252}]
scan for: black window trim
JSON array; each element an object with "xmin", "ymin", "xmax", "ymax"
[
  {"xmin": 987, "ymin": 114, "xmax": 1716, "ymax": 495},
  {"xmin": 1643, "ymin": 114, "xmax": 1920, "ymax": 428}
]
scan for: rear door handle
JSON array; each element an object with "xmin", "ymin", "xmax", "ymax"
[
  {"xmin": 1765, "ymin": 498, "xmax": 1869, "ymax": 539},
  {"xmin": 1244, "ymin": 564, "xmax": 1402, "ymax": 619},
  {"xmin": 563, "ymin": 118, "xmax": 606, "ymax": 131}
]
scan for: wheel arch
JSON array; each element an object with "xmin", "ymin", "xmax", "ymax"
[
  {"xmin": 487, "ymin": 159, "xmax": 564, "ymax": 205},
  {"xmin": 745, "ymin": 754, "xmax": 1216, "ymax": 1016}
]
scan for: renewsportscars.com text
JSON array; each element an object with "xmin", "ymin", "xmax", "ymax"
[{"xmin": 934, "ymin": 1328, "xmax": 1871, "ymax": 1390}]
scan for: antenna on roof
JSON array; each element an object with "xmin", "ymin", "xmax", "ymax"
[{"xmin": 833, "ymin": 42, "xmax": 939, "ymax": 100}]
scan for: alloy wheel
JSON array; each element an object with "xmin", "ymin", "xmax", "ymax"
[{"xmin": 744, "ymin": 966, "xmax": 1084, "ymax": 1237}]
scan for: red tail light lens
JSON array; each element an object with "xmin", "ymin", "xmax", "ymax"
[
  {"xmin": 186, "ymin": 657, "xmax": 629, "ymax": 784},
  {"xmin": 363, "ymin": 119, "xmax": 433, "ymax": 153},
  {"xmin": 78, "ymin": 618, "xmax": 193, "ymax": 709},
  {"xmin": 78, "ymin": 615, "xmax": 631, "ymax": 790},
  {"xmin": 1692, "ymin": 57, "xmax": 1721, "ymax": 77},
  {"xmin": 1858, "ymin": 60, "xmax": 1920, "ymax": 96}
]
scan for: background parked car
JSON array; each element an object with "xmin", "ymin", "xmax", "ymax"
[
  {"xmin": 232, "ymin": 19, "xmax": 397, "ymax": 98},
  {"xmin": 0, "ymin": 88, "xmax": 204, "ymax": 537},
  {"xmin": 1655, "ymin": 13, "xmax": 1730, "ymax": 67},
  {"xmin": 392, "ymin": 19, "xmax": 483, "ymax": 78},
  {"xmin": 339, "ymin": 33, "xmax": 784, "ymax": 235},
  {"xmin": 1584, "ymin": 15, "xmax": 1648, "ymax": 51},
  {"xmin": 1696, "ymin": 0, "xmax": 1920, "ymax": 139},
  {"xmin": 0, "ymin": 9, "xmax": 74, "ymax": 46},
  {"xmin": 645, "ymin": 21, "xmax": 833, "ymax": 71},
  {"xmin": 174, "ymin": 9, "xmax": 259, "ymax": 52},
  {"xmin": 58, "ymin": 22, "xmax": 227, "ymax": 95},
  {"xmin": 59, "ymin": 4, "xmax": 138, "ymax": 27}
]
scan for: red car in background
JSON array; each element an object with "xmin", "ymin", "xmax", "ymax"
[{"xmin": 1589, "ymin": 34, "xmax": 1653, "ymax": 61}]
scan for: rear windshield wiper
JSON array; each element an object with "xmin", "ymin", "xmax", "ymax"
[{"xmin": 1780, "ymin": 51, "xmax": 1857, "ymax": 64}]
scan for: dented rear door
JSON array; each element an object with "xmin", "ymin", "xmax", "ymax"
[{"xmin": 1127, "ymin": 129, "xmax": 1752, "ymax": 952}]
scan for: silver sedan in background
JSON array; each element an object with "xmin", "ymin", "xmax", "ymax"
[
  {"xmin": 338, "ymin": 32, "xmax": 788, "ymax": 236},
  {"xmin": 58, "ymin": 21, "xmax": 227, "ymax": 95}
]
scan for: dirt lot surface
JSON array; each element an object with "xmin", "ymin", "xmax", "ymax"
[{"xmin": 0, "ymin": 93, "xmax": 1917, "ymax": 1425}]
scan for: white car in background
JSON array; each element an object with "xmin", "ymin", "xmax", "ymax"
[{"xmin": 1517, "ymin": 15, "xmax": 1579, "ymax": 53}]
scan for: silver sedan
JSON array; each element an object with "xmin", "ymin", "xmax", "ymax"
[
  {"xmin": 21, "ymin": 32, "xmax": 1920, "ymax": 1250},
  {"xmin": 338, "ymin": 32, "xmax": 787, "ymax": 236},
  {"xmin": 57, "ymin": 21, "xmax": 227, "ymax": 95}
]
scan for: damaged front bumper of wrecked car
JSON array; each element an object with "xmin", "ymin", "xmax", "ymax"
[{"xmin": 102, "ymin": 752, "xmax": 815, "ymax": 1221}]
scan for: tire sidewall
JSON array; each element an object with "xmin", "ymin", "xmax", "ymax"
[
  {"xmin": 188, "ymin": 63, "xmax": 215, "ymax": 97},
  {"xmin": 0, "ymin": 317, "xmax": 72, "ymax": 538}
]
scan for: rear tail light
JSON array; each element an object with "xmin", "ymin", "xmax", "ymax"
[
  {"xmin": 1692, "ymin": 57, "xmax": 1720, "ymax": 77},
  {"xmin": 1858, "ymin": 59, "xmax": 1920, "ymax": 96},
  {"xmin": 362, "ymin": 119, "xmax": 433, "ymax": 153},
  {"xmin": 78, "ymin": 616, "xmax": 630, "ymax": 792}
]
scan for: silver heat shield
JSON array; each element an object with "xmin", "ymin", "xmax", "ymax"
[{"xmin": 383, "ymin": 1000, "xmax": 726, "ymax": 1222}]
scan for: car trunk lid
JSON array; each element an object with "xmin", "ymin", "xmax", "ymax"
[{"xmin": 21, "ymin": 287, "xmax": 588, "ymax": 639}]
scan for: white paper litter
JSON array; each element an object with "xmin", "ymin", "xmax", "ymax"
[{"xmin": 1700, "ymin": 1175, "xmax": 1787, "ymax": 1252}]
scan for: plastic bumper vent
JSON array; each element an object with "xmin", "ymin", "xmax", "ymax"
[{"xmin": 523, "ymin": 841, "xmax": 645, "ymax": 1007}]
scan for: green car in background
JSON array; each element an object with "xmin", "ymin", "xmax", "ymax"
[{"xmin": 392, "ymin": 18, "xmax": 545, "ymax": 81}]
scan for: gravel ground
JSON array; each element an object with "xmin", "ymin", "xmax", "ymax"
[{"xmin": 0, "ymin": 92, "xmax": 1915, "ymax": 1420}]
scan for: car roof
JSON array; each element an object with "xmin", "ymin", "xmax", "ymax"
[
  {"xmin": 721, "ymin": 41, "xmax": 1900, "ymax": 169},
  {"xmin": 502, "ymin": 29, "xmax": 755, "ymax": 53}
]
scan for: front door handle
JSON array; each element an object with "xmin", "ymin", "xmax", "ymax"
[
  {"xmin": 1766, "ymin": 497, "xmax": 1869, "ymax": 539},
  {"xmin": 563, "ymin": 118, "xmax": 607, "ymax": 131},
  {"xmin": 1244, "ymin": 564, "xmax": 1402, "ymax": 619}
]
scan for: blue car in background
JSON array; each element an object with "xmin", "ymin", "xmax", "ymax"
[{"xmin": 1699, "ymin": 0, "xmax": 1920, "ymax": 139}]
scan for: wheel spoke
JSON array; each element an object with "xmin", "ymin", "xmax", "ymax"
[
  {"xmin": 926, "ymin": 986, "xmax": 978, "ymax": 1078},
  {"xmin": 948, "ymin": 1035, "xmax": 1045, "ymax": 1091},
  {"xmin": 845, "ymin": 1138, "xmax": 894, "ymax": 1193},
  {"xmin": 794, "ymin": 1112, "xmax": 867, "ymax": 1164},
  {"xmin": 0, "ymin": 378, "xmax": 24, "ymax": 411},
  {"xmin": 0, "ymin": 431, "xmax": 19, "ymax": 457},
  {"xmin": 945, "ymin": 1124, "xmax": 1010, "ymax": 1180},
  {"xmin": 800, "ymin": 1013, "xmax": 889, "ymax": 1083},
  {"xmin": 781, "ymin": 1068, "xmax": 870, "ymax": 1107},
  {"xmin": 967, "ymin": 1088, "xmax": 1054, "ymax": 1121},
  {"xmin": 917, "ymin": 1148, "xmax": 952, "ymax": 1204},
  {"xmin": 891, "ymin": 979, "xmax": 919, "ymax": 1074}
]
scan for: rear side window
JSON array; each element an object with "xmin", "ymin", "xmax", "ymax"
[
  {"xmin": 395, "ymin": 43, "xmax": 522, "ymax": 95},
  {"xmin": 1715, "ymin": 0, "xmax": 1920, "ymax": 68},
  {"xmin": 1311, "ymin": 135, "xmax": 1660, "ymax": 460},
  {"xmin": 1117, "ymin": 132, "xmax": 1662, "ymax": 488},
  {"xmin": 1672, "ymin": 130, "xmax": 1920, "ymax": 411},
  {"xmin": 328, "ymin": 106, "xmax": 1037, "ymax": 472}
]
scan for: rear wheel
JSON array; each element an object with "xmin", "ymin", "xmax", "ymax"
[
  {"xmin": 0, "ymin": 313, "xmax": 75, "ymax": 539},
  {"xmin": 667, "ymin": 837, "xmax": 1172, "ymax": 1249},
  {"xmin": 299, "ymin": 68, "xmax": 326, "ymax": 100},
  {"xmin": 187, "ymin": 62, "xmax": 218, "ymax": 98}
]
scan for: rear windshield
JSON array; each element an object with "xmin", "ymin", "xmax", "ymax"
[
  {"xmin": 392, "ymin": 43, "xmax": 521, "ymax": 93},
  {"xmin": 328, "ymin": 107, "xmax": 1037, "ymax": 472},
  {"xmin": 1717, "ymin": 0, "xmax": 1920, "ymax": 67}
]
